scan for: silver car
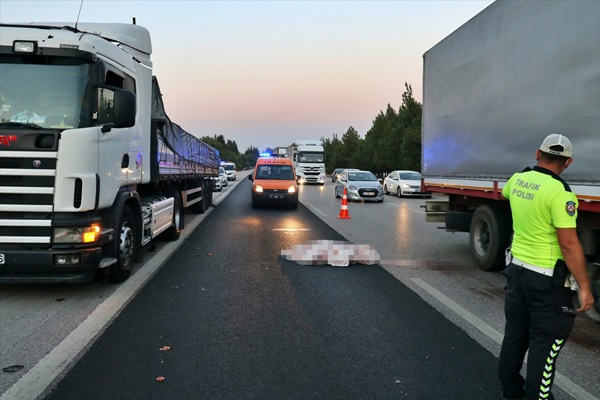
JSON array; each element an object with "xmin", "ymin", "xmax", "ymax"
[
  {"xmin": 335, "ymin": 170, "xmax": 384, "ymax": 202},
  {"xmin": 383, "ymin": 170, "xmax": 431, "ymax": 198}
]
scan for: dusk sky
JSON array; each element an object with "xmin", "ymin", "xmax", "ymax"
[{"xmin": 1, "ymin": 0, "xmax": 493, "ymax": 152}]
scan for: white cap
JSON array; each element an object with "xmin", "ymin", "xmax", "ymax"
[{"xmin": 540, "ymin": 133, "xmax": 572, "ymax": 157}]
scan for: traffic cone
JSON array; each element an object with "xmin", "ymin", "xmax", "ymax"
[{"xmin": 338, "ymin": 188, "xmax": 351, "ymax": 219}]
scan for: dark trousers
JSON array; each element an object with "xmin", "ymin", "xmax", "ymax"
[{"xmin": 498, "ymin": 263, "xmax": 576, "ymax": 400}]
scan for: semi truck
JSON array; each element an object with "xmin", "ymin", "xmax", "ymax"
[
  {"xmin": 421, "ymin": 1, "xmax": 600, "ymax": 320},
  {"xmin": 0, "ymin": 22, "xmax": 219, "ymax": 283},
  {"xmin": 286, "ymin": 140, "xmax": 326, "ymax": 185}
]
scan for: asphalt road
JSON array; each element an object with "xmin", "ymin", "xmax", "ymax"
[
  {"xmin": 40, "ymin": 178, "xmax": 503, "ymax": 400},
  {"xmin": 1, "ymin": 177, "xmax": 598, "ymax": 400}
]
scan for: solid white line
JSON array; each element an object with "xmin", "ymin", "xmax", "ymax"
[
  {"xmin": 302, "ymin": 201, "xmax": 328, "ymax": 218},
  {"xmin": 410, "ymin": 278, "xmax": 597, "ymax": 400}
]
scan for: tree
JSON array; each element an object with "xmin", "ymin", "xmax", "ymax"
[{"xmin": 321, "ymin": 81, "xmax": 423, "ymax": 175}]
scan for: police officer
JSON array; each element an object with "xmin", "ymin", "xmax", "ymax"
[{"xmin": 498, "ymin": 133, "xmax": 594, "ymax": 400}]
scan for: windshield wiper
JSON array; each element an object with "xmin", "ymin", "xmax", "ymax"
[{"xmin": 0, "ymin": 121, "xmax": 44, "ymax": 130}]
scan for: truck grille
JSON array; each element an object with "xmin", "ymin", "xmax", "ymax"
[
  {"xmin": 0, "ymin": 151, "xmax": 56, "ymax": 249},
  {"xmin": 300, "ymin": 166, "xmax": 321, "ymax": 175}
]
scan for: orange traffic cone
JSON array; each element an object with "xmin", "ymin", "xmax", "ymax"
[{"xmin": 338, "ymin": 188, "xmax": 351, "ymax": 219}]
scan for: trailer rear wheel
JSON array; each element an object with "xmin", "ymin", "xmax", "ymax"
[
  {"xmin": 164, "ymin": 192, "xmax": 182, "ymax": 241},
  {"xmin": 192, "ymin": 186, "xmax": 206, "ymax": 214},
  {"xmin": 206, "ymin": 182, "xmax": 213, "ymax": 207},
  {"xmin": 469, "ymin": 205, "xmax": 512, "ymax": 271},
  {"xmin": 109, "ymin": 205, "xmax": 137, "ymax": 282}
]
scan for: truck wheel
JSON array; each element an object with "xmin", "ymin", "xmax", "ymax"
[
  {"xmin": 109, "ymin": 205, "xmax": 137, "ymax": 282},
  {"xmin": 192, "ymin": 187, "xmax": 206, "ymax": 214},
  {"xmin": 164, "ymin": 192, "xmax": 182, "ymax": 241},
  {"xmin": 206, "ymin": 181, "xmax": 213, "ymax": 207},
  {"xmin": 469, "ymin": 205, "xmax": 512, "ymax": 271}
]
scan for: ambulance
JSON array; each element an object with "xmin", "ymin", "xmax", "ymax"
[{"xmin": 249, "ymin": 156, "xmax": 298, "ymax": 209}]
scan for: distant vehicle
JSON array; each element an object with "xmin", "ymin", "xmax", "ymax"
[
  {"xmin": 212, "ymin": 176, "xmax": 222, "ymax": 192},
  {"xmin": 331, "ymin": 168, "xmax": 344, "ymax": 182},
  {"xmin": 286, "ymin": 140, "xmax": 326, "ymax": 185},
  {"xmin": 213, "ymin": 167, "xmax": 228, "ymax": 192},
  {"xmin": 335, "ymin": 170, "xmax": 384, "ymax": 202},
  {"xmin": 219, "ymin": 167, "xmax": 228, "ymax": 187},
  {"xmin": 383, "ymin": 170, "xmax": 431, "ymax": 198},
  {"xmin": 249, "ymin": 156, "xmax": 298, "ymax": 209},
  {"xmin": 221, "ymin": 162, "xmax": 237, "ymax": 181}
]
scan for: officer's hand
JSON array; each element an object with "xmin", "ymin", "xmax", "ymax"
[{"xmin": 577, "ymin": 288, "xmax": 594, "ymax": 313}]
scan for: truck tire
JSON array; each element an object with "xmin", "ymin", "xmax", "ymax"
[
  {"xmin": 446, "ymin": 210, "xmax": 473, "ymax": 232},
  {"xmin": 164, "ymin": 192, "xmax": 182, "ymax": 241},
  {"xmin": 109, "ymin": 205, "xmax": 137, "ymax": 282},
  {"xmin": 469, "ymin": 205, "xmax": 512, "ymax": 271},
  {"xmin": 191, "ymin": 187, "xmax": 206, "ymax": 214},
  {"xmin": 205, "ymin": 181, "xmax": 213, "ymax": 208}
]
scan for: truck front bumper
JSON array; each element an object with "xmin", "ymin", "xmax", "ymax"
[{"xmin": 0, "ymin": 247, "xmax": 102, "ymax": 283}]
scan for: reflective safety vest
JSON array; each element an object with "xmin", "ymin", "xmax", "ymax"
[{"xmin": 502, "ymin": 166, "xmax": 578, "ymax": 269}]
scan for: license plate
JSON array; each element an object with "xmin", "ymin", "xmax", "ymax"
[
  {"xmin": 269, "ymin": 195, "xmax": 283, "ymax": 199},
  {"xmin": 0, "ymin": 254, "xmax": 4, "ymax": 265}
]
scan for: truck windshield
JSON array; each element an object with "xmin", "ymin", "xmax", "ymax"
[
  {"xmin": 0, "ymin": 61, "xmax": 90, "ymax": 129},
  {"xmin": 298, "ymin": 152, "xmax": 324, "ymax": 163}
]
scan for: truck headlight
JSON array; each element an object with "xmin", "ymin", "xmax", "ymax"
[{"xmin": 54, "ymin": 224, "xmax": 101, "ymax": 244}]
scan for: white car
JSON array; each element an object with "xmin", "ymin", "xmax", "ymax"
[
  {"xmin": 383, "ymin": 170, "xmax": 431, "ymax": 198},
  {"xmin": 221, "ymin": 162, "xmax": 236, "ymax": 181},
  {"xmin": 219, "ymin": 167, "xmax": 228, "ymax": 187},
  {"xmin": 213, "ymin": 167, "xmax": 228, "ymax": 192}
]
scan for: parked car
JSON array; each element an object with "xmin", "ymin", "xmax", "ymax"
[
  {"xmin": 335, "ymin": 170, "xmax": 384, "ymax": 202},
  {"xmin": 383, "ymin": 170, "xmax": 432, "ymax": 198}
]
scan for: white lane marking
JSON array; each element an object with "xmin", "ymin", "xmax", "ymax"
[
  {"xmin": 385, "ymin": 201, "xmax": 424, "ymax": 213},
  {"xmin": 272, "ymin": 228, "xmax": 311, "ymax": 231},
  {"xmin": 411, "ymin": 278, "xmax": 597, "ymax": 400},
  {"xmin": 302, "ymin": 201, "xmax": 327, "ymax": 218}
]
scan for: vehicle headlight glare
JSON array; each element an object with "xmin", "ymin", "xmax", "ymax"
[
  {"xmin": 255, "ymin": 185, "xmax": 264, "ymax": 193},
  {"xmin": 54, "ymin": 224, "xmax": 101, "ymax": 244},
  {"xmin": 288, "ymin": 186, "xmax": 296, "ymax": 193}
]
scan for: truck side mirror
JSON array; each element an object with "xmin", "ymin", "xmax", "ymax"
[
  {"xmin": 97, "ymin": 86, "xmax": 136, "ymax": 132},
  {"xmin": 113, "ymin": 89, "xmax": 136, "ymax": 128}
]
